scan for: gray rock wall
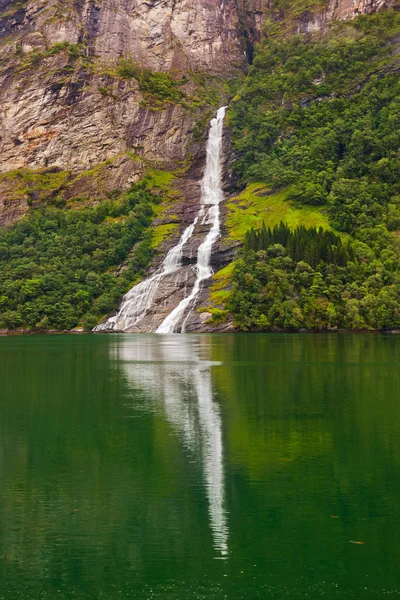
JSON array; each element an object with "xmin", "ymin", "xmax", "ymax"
[{"xmin": 0, "ymin": 0, "xmax": 394, "ymax": 226}]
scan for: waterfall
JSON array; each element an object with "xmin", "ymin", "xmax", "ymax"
[
  {"xmin": 156, "ymin": 106, "xmax": 226, "ymax": 333},
  {"xmin": 93, "ymin": 106, "xmax": 226, "ymax": 333},
  {"xmin": 93, "ymin": 218, "xmax": 199, "ymax": 332}
]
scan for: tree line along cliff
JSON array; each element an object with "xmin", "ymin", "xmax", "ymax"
[{"xmin": 0, "ymin": 0, "xmax": 399, "ymax": 331}]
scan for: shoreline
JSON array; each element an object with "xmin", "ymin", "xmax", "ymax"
[{"xmin": 1, "ymin": 328, "xmax": 399, "ymax": 336}]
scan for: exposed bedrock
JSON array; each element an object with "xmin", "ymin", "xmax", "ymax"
[
  {"xmin": 296, "ymin": 0, "xmax": 394, "ymax": 33},
  {"xmin": 97, "ymin": 121, "xmax": 237, "ymax": 333},
  {"xmin": 0, "ymin": 0, "xmax": 261, "ymax": 175},
  {"xmin": 0, "ymin": 0, "xmax": 393, "ymax": 182}
]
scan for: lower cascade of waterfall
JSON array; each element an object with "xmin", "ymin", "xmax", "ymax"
[{"xmin": 94, "ymin": 106, "xmax": 226, "ymax": 334}]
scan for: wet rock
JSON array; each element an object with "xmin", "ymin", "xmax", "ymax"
[
  {"xmin": 296, "ymin": 0, "xmax": 393, "ymax": 33},
  {"xmin": 199, "ymin": 311, "xmax": 212, "ymax": 322},
  {"xmin": 21, "ymin": 31, "xmax": 45, "ymax": 53}
]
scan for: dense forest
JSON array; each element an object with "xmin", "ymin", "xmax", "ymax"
[
  {"xmin": 243, "ymin": 222, "xmax": 352, "ymax": 266},
  {"xmin": 0, "ymin": 182, "xmax": 157, "ymax": 330},
  {"xmin": 229, "ymin": 9, "xmax": 400, "ymax": 331}
]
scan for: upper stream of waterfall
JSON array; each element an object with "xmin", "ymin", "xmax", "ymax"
[{"xmin": 94, "ymin": 106, "xmax": 226, "ymax": 333}]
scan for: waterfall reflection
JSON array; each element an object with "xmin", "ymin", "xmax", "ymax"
[{"xmin": 113, "ymin": 335, "xmax": 229, "ymax": 557}]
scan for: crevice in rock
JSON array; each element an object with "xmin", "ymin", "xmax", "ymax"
[{"xmin": 233, "ymin": 0, "xmax": 255, "ymax": 66}]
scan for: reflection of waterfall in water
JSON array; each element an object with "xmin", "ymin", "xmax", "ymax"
[
  {"xmin": 114, "ymin": 335, "xmax": 229, "ymax": 557},
  {"xmin": 94, "ymin": 107, "xmax": 226, "ymax": 333}
]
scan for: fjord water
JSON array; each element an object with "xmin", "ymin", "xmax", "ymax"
[{"xmin": 0, "ymin": 334, "xmax": 400, "ymax": 599}]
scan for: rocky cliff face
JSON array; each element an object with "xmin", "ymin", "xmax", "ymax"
[
  {"xmin": 0, "ymin": 0, "xmax": 393, "ymax": 201},
  {"xmin": 0, "ymin": 0, "xmax": 261, "ymax": 224},
  {"xmin": 2, "ymin": 0, "xmax": 254, "ymax": 73},
  {"xmin": 0, "ymin": 0, "xmax": 258, "ymax": 176},
  {"xmin": 296, "ymin": 0, "xmax": 394, "ymax": 32},
  {"xmin": 0, "ymin": 0, "xmax": 394, "ymax": 241}
]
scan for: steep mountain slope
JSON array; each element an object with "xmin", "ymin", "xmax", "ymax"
[
  {"xmin": 0, "ymin": 0, "xmax": 397, "ymax": 331},
  {"xmin": 226, "ymin": 9, "xmax": 400, "ymax": 331},
  {"xmin": 0, "ymin": 0, "xmax": 393, "ymax": 189}
]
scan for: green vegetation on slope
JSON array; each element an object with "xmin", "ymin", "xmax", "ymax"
[
  {"xmin": 116, "ymin": 59, "xmax": 186, "ymax": 105},
  {"xmin": 0, "ymin": 181, "xmax": 161, "ymax": 331},
  {"xmin": 232, "ymin": 225, "xmax": 400, "ymax": 330},
  {"xmin": 227, "ymin": 9, "xmax": 400, "ymax": 331},
  {"xmin": 115, "ymin": 59, "xmax": 241, "ymax": 110},
  {"xmin": 18, "ymin": 42, "xmax": 83, "ymax": 70},
  {"xmin": 0, "ymin": 167, "xmax": 71, "ymax": 204},
  {"xmin": 229, "ymin": 10, "xmax": 400, "ymax": 221},
  {"xmin": 244, "ymin": 222, "xmax": 351, "ymax": 266},
  {"xmin": 150, "ymin": 223, "xmax": 179, "ymax": 249},
  {"xmin": 226, "ymin": 184, "xmax": 330, "ymax": 240},
  {"xmin": 145, "ymin": 169, "xmax": 181, "ymax": 249}
]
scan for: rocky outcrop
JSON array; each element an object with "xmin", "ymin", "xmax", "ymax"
[
  {"xmin": 0, "ymin": 61, "xmax": 201, "ymax": 173},
  {"xmin": 0, "ymin": 179, "xmax": 29, "ymax": 226},
  {"xmin": 296, "ymin": 0, "xmax": 394, "ymax": 32},
  {"xmin": 327, "ymin": 0, "xmax": 392, "ymax": 22},
  {"xmin": 0, "ymin": 0, "xmax": 252, "ymax": 224},
  {"xmin": 0, "ymin": 0, "xmax": 394, "ymax": 193}
]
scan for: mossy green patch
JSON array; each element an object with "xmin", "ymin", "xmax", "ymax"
[
  {"xmin": 147, "ymin": 169, "xmax": 175, "ymax": 189},
  {"xmin": 144, "ymin": 170, "xmax": 182, "ymax": 249},
  {"xmin": 116, "ymin": 59, "xmax": 186, "ymax": 106},
  {"xmin": 209, "ymin": 289, "xmax": 231, "ymax": 306},
  {"xmin": 72, "ymin": 159, "xmax": 113, "ymax": 183},
  {"xmin": 198, "ymin": 262, "xmax": 236, "ymax": 322},
  {"xmin": 19, "ymin": 42, "xmax": 82, "ymax": 71},
  {"xmin": 206, "ymin": 307, "xmax": 230, "ymax": 324},
  {"xmin": 148, "ymin": 171, "xmax": 178, "ymax": 221},
  {"xmin": 0, "ymin": 168, "xmax": 71, "ymax": 202},
  {"xmin": 151, "ymin": 223, "xmax": 179, "ymax": 249},
  {"xmin": 226, "ymin": 184, "xmax": 330, "ymax": 241},
  {"xmin": 211, "ymin": 262, "xmax": 235, "ymax": 290},
  {"xmin": 1, "ymin": 167, "xmax": 70, "ymax": 189}
]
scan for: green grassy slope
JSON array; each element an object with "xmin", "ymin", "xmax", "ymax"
[
  {"xmin": 225, "ymin": 9, "xmax": 400, "ymax": 331},
  {"xmin": 226, "ymin": 184, "xmax": 330, "ymax": 240}
]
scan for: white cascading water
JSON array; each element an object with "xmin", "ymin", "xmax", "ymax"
[
  {"xmin": 94, "ymin": 106, "xmax": 226, "ymax": 333},
  {"xmin": 156, "ymin": 106, "xmax": 226, "ymax": 333},
  {"xmin": 93, "ymin": 219, "xmax": 198, "ymax": 331}
]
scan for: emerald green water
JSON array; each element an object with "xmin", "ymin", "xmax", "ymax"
[{"xmin": 0, "ymin": 334, "xmax": 399, "ymax": 599}]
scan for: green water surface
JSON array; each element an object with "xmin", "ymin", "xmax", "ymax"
[{"xmin": 0, "ymin": 334, "xmax": 399, "ymax": 599}]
